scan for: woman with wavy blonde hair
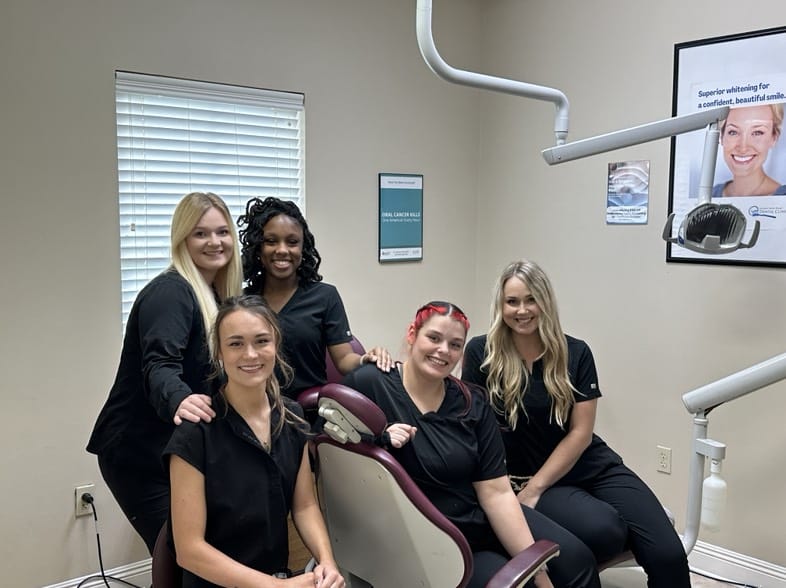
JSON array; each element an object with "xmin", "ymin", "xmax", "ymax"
[
  {"xmin": 463, "ymin": 260, "xmax": 690, "ymax": 587},
  {"xmin": 88, "ymin": 192, "xmax": 242, "ymax": 553}
]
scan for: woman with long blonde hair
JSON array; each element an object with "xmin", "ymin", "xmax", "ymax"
[
  {"xmin": 87, "ymin": 192, "xmax": 242, "ymax": 553},
  {"xmin": 462, "ymin": 260, "xmax": 690, "ymax": 587}
]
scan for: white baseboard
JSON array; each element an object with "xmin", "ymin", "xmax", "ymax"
[
  {"xmin": 689, "ymin": 541, "xmax": 786, "ymax": 588},
  {"xmin": 43, "ymin": 542, "xmax": 786, "ymax": 588},
  {"xmin": 42, "ymin": 559, "xmax": 152, "ymax": 588}
]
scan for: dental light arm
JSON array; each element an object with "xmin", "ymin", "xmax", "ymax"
[
  {"xmin": 415, "ymin": 0, "xmax": 759, "ymax": 255},
  {"xmin": 416, "ymin": 0, "xmax": 570, "ymax": 144},
  {"xmin": 416, "ymin": 0, "xmax": 728, "ymax": 160},
  {"xmin": 541, "ymin": 108, "xmax": 729, "ymax": 164},
  {"xmin": 679, "ymin": 351, "xmax": 786, "ymax": 554}
]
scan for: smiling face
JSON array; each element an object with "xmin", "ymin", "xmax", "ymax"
[
  {"xmin": 260, "ymin": 214, "xmax": 304, "ymax": 285},
  {"xmin": 407, "ymin": 314, "xmax": 467, "ymax": 380},
  {"xmin": 721, "ymin": 105, "xmax": 779, "ymax": 180},
  {"xmin": 501, "ymin": 276, "xmax": 542, "ymax": 339},
  {"xmin": 185, "ymin": 206, "xmax": 234, "ymax": 283},
  {"xmin": 218, "ymin": 308, "xmax": 277, "ymax": 391}
]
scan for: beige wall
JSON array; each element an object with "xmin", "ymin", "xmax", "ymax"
[
  {"xmin": 473, "ymin": 0, "xmax": 786, "ymax": 568},
  {"xmin": 0, "ymin": 1, "xmax": 481, "ymax": 585},
  {"xmin": 1, "ymin": 1, "xmax": 784, "ymax": 586}
]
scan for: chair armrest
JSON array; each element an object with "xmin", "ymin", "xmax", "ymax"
[
  {"xmin": 485, "ymin": 539, "xmax": 560, "ymax": 588},
  {"xmin": 297, "ymin": 386, "xmax": 322, "ymax": 410}
]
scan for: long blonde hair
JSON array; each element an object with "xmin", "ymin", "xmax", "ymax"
[
  {"xmin": 482, "ymin": 260, "xmax": 575, "ymax": 428},
  {"xmin": 170, "ymin": 192, "xmax": 243, "ymax": 353}
]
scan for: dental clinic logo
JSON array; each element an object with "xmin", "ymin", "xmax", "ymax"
[{"xmin": 748, "ymin": 205, "xmax": 780, "ymax": 219}]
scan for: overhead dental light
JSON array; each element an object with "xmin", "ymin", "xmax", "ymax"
[
  {"xmin": 661, "ymin": 121, "xmax": 760, "ymax": 254},
  {"xmin": 414, "ymin": 0, "xmax": 759, "ymax": 254}
]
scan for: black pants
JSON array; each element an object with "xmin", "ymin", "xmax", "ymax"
[
  {"xmin": 468, "ymin": 505, "xmax": 601, "ymax": 588},
  {"xmin": 97, "ymin": 441, "xmax": 169, "ymax": 554},
  {"xmin": 536, "ymin": 462, "xmax": 691, "ymax": 588}
]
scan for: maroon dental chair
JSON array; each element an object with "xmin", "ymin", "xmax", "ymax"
[
  {"xmin": 313, "ymin": 383, "xmax": 560, "ymax": 588},
  {"xmin": 296, "ymin": 335, "xmax": 367, "ymax": 414}
]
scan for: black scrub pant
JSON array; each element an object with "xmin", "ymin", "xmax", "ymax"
[
  {"xmin": 468, "ymin": 505, "xmax": 602, "ymax": 588},
  {"xmin": 536, "ymin": 462, "xmax": 691, "ymax": 588},
  {"xmin": 97, "ymin": 441, "xmax": 169, "ymax": 555}
]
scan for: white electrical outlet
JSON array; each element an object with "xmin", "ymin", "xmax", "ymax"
[
  {"xmin": 656, "ymin": 446, "xmax": 672, "ymax": 474},
  {"xmin": 74, "ymin": 484, "xmax": 95, "ymax": 518}
]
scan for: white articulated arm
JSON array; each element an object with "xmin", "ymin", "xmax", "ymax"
[
  {"xmin": 415, "ymin": 0, "xmax": 570, "ymax": 145},
  {"xmin": 680, "ymin": 351, "xmax": 786, "ymax": 553}
]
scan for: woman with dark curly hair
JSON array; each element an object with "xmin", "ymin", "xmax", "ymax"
[{"xmin": 238, "ymin": 197, "xmax": 391, "ymax": 399}]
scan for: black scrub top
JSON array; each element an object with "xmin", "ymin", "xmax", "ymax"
[
  {"xmin": 462, "ymin": 334, "xmax": 622, "ymax": 485},
  {"xmin": 343, "ymin": 364, "xmax": 508, "ymax": 550},
  {"xmin": 87, "ymin": 270, "xmax": 213, "ymax": 463},
  {"xmin": 163, "ymin": 397, "xmax": 308, "ymax": 587},
  {"xmin": 249, "ymin": 281, "xmax": 352, "ymax": 399}
]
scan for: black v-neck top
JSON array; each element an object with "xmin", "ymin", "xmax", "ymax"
[
  {"xmin": 164, "ymin": 398, "xmax": 308, "ymax": 586},
  {"xmin": 343, "ymin": 365, "xmax": 507, "ymax": 550}
]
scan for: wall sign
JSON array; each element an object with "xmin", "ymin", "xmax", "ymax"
[{"xmin": 378, "ymin": 173, "xmax": 423, "ymax": 263}]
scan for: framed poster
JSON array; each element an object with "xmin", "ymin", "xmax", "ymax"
[
  {"xmin": 667, "ymin": 26, "xmax": 786, "ymax": 267},
  {"xmin": 378, "ymin": 173, "xmax": 423, "ymax": 262},
  {"xmin": 606, "ymin": 160, "xmax": 650, "ymax": 225}
]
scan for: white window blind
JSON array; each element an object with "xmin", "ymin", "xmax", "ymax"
[{"xmin": 115, "ymin": 71, "xmax": 305, "ymax": 326}]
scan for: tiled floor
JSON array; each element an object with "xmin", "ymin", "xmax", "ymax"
[{"xmin": 601, "ymin": 567, "xmax": 738, "ymax": 587}]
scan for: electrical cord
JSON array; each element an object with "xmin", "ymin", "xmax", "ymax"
[
  {"xmin": 76, "ymin": 493, "xmax": 144, "ymax": 588},
  {"xmin": 689, "ymin": 567, "xmax": 760, "ymax": 588}
]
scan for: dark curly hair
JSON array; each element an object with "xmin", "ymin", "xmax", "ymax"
[{"xmin": 237, "ymin": 197, "xmax": 322, "ymax": 294}]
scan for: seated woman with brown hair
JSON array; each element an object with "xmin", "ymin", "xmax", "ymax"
[{"xmin": 165, "ymin": 295, "xmax": 345, "ymax": 588}]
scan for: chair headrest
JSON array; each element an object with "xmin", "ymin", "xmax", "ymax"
[{"xmin": 318, "ymin": 383, "xmax": 387, "ymax": 444}]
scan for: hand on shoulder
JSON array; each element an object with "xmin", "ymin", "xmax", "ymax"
[{"xmin": 174, "ymin": 394, "xmax": 216, "ymax": 425}]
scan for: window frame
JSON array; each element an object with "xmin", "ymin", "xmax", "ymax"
[{"xmin": 114, "ymin": 71, "xmax": 305, "ymax": 326}]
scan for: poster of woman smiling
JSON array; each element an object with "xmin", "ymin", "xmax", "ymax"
[{"xmin": 667, "ymin": 26, "xmax": 786, "ymax": 267}]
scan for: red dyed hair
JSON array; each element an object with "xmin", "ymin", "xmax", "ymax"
[{"xmin": 412, "ymin": 300, "xmax": 470, "ymax": 333}]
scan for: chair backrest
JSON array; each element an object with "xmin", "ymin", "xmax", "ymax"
[
  {"xmin": 152, "ymin": 520, "xmax": 182, "ymax": 588},
  {"xmin": 314, "ymin": 383, "xmax": 559, "ymax": 588},
  {"xmin": 315, "ymin": 383, "xmax": 471, "ymax": 588},
  {"xmin": 326, "ymin": 335, "xmax": 366, "ymax": 385},
  {"xmin": 296, "ymin": 336, "xmax": 366, "ymax": 410}
]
